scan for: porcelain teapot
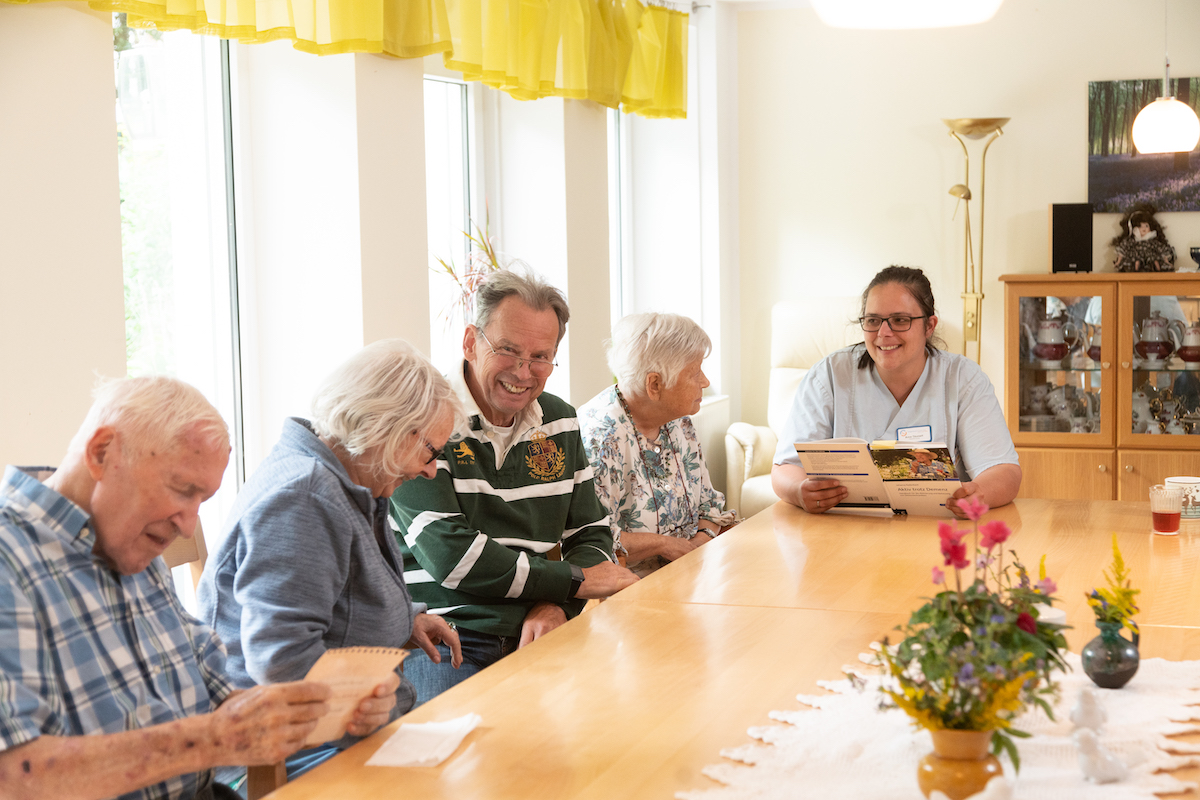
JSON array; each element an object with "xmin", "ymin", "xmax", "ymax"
[
  {"xmin": 1179, "ymin": 320, "xmax": 1200, "ymax": 369},
  {"xmin": 1134, "ymin": 311, "xmax": 1184, "ymax": 362},
  {"xmin": 1024, "ymin": 316, "xmax": 1077, "ymax": 365},
  {"xmin": 1131, "ymin": 386, "xmax": 1155, "ymax": 433}
]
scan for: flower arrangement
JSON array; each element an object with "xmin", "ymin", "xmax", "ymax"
[
  {"xmin": 1086, "ymin": 534, "xmax": 1140, "ymax": 636},
  {"xmin": 431, "ymin": 212, "xmax": 514, "ymax": 326},
  {"xmin": 877, "ymin": 496, "xmax": 1069, "ymax": 770}
]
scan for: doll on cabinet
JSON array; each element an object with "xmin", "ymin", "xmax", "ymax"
[{"xmin": 1111, "ymin": 203, "xmax": 1176, "ymax": 272}]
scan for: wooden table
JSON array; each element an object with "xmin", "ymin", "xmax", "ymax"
[{"xmin": 266, "ymin": 500, "xmax": 1200, "ymax": 799}]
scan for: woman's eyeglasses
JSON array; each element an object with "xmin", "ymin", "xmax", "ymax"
[
  {"xmin": 858, "ymin": 315, "xmax": 927, "ymax": 332},
  {"xmin": 422, "ymin": 441, "xmax": 441, "ymax": 465},
  {"xmin": 477, "ymin": 329, "xmax": 558, "ymax": 377}
]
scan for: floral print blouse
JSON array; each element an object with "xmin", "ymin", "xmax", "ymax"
[{"xmin": 578, "ymin": 384, "xmax": 736, "ymax": 577}]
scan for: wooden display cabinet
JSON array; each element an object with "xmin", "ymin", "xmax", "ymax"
[{"xmin": 1000, "ymin": 273, "xmax": 1200, "ymax": 501}]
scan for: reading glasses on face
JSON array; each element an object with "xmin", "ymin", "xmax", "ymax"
[
  {"xmin": 477, "ymin": 329, "xmax": 558, "ymax": 377},
  {"xmin": 859, "ymin": 315, "xmax": 926, "ymax": 332},
  {"xmin": 422, "ymin": 440, "xmax": 441, "ymax": 465}
]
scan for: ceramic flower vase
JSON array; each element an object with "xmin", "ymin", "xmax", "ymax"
[
  {"xmin": 916, "ymin": 730, "xmax": 1002, "ymax": 800},
  {"xmin": 1081, "ymin": 621, "xmax": 1140, "ymax": 689}
]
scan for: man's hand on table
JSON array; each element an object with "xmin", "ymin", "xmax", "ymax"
[
  {"xmin": 406, "ymin": 612, "xmax": 463, "ymax": 668},
  {"xmin": 519, "ymin": 600, "xmax": 568, "ymax": 648},
  {"xmin": 212, "ymin": 681, "xmax": 331, "ymax": 764},
  {"xmin": 577, "ymin": 561, "xmax": 639, "ymax": 599},
  {"xmin": 345, "ymin": 672, "xmax": 401, "ymax": 738}
]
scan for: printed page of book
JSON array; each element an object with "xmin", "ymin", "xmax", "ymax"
[
  {"xmin": 302, "ymin": 647, "xmax": 409, "ymax": 747},
  {"xmin": 868, "ymin": 441, "xmax": 961, "ymax": 517},
  {"xmin": 792, "ymin": 439, "xmax": 891, "ymax": 510}
]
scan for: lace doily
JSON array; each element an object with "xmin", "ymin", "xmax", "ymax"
[{"xmin": 677, "ymin": 653, "xmax": 1200, "ymax": 800}]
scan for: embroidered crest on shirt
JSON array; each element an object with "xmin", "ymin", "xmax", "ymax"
[
  {"xmin": 525, "ymin": 430, "xmax": 566, "ymax": 481},
  {"xmin": 454, "ymin": 441, "xmax": 476, "ymax": 465}
]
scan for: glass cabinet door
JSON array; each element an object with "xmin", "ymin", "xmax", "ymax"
[
  {"xmin": 1016, "ymin": 293, "xmax": 1107, "ymax": 435},
  {"xmin": 1123, "ymin": 289, "xmax": 1200, "ymax": 440}
]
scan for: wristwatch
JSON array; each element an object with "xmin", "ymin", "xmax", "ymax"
[{"xmin": 568, "ymin": 563, "xmax": 585, "ymax": 599}]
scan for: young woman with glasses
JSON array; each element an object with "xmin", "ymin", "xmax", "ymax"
[{"xmin": 769, "ymin": 266, "xmax": 1021, "ymax": 519}]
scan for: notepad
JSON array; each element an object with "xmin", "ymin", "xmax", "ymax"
[{"xmin": 303, "ymin": 647, "xmax": 409, "ymax": 747}]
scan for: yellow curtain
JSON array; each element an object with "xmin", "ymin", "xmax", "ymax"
[
  {"xmin": 441, "ymin": 0, "xmax": 686, "ymax": 118},
  {"xmin": 2, "ymin": 0, "xmax": 686, "ymax": 118}
]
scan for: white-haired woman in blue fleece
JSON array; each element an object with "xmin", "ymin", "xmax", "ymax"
[{"xmin": 198, "ymin": 339, "xmax": 465, "ymax": 787}]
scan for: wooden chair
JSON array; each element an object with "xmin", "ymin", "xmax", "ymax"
[
  {"xmin": 161, "ymin": 520, "xmax": 208, "ymax": 592},
  {"xmin": 162, "ymin": 522, "xmax": 285, "ymax": 800}
]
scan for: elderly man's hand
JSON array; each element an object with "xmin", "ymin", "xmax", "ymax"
[
  {"xmin": 519, "ymin": 600, "xmax": 567, "ymax": 648},
  {"xmin": 345, "ymin": 672, "xmax": 401, "ymax": 738},
  {"xmin": 577, "ymin": 561, "xmax": 639, "ymax": 599},
  {"xmin": 211, "ymin": 682, "xmax": 330, "ymax": 765},
  {"xmin": 406, "ymin": 613, "xmax": 463, "ymax": 669}
]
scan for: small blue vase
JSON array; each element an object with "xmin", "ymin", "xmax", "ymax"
[{"xmin": 1081, "ymin": 621, "xmax": 1139, "ymax": 689}]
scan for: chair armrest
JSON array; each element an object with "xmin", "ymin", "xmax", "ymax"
[{"xmin": 725, "ymin": 423, "xmax": 779, "ymax": 512}]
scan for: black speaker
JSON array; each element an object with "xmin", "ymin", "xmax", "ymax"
[{"xmin": 1050, "ymin": 203, "xmax": 1093, "ymax": 273}]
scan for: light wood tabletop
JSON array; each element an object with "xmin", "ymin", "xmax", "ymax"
[{"xmin": 265, "ymin": 500, "xmax": 1200, "ymax": 799}]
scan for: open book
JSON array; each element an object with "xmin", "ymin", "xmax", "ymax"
[{"xmin": 792, "ymin": 438, "xmax": 961, "ymax": 517}]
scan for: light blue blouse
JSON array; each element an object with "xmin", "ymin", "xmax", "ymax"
[{"xmin": 772, "ymin": 346, "xmax": 1018, "ymax": 481}]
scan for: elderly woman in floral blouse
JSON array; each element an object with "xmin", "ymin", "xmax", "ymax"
[{"xmin": 579, "ymin": 313, "xmax": 736, "ymax": 577}]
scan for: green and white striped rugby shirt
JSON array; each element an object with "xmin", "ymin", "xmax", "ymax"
[{"xmin": 389, "ymin": 389, "xmax": 615, "ymax": 637}]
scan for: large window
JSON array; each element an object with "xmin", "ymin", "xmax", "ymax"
[
  {"xmin": 114, "ymin": 17, "xmax": 240, "ymax": 608},
  {"xmin": 424, "ymin": 76, "xmax": 475, "ymax": 373}
]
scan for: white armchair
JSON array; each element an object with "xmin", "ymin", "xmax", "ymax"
[{"xmin": 725, "ymin": 297, "xmax": 862, "ymax": 518}]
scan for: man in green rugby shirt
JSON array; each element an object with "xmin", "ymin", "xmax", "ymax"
[{"xmin": 390, "ymin": 271, "xmax": 639, "ymax": 703}]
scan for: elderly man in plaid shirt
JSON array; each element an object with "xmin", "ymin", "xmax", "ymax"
[{"xmin": 0, "ymin": 377, "xmax": 347, "ymax": 800}]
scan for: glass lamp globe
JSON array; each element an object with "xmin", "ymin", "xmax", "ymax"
[{"xmin": 1132, "ymin": 98, "xmax": 1200, "ymax": 154}]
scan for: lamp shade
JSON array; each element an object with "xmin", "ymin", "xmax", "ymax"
[
  {"xmin": 811, "ymin": 0, "xmax": 1003, "ymax": 29},
  {"xmin": 1132, "ymin": 97, "xmax": 1200, "ymax": 154}
]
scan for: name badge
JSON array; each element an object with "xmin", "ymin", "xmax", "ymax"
[{"xmin": 896, "ymin": 425, "xmax": 932, "ymax": 443}]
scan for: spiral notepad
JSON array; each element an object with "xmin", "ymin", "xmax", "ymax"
[{"xmin": 303, "ymin": 647, "xmax": 409, "ymax": 746}]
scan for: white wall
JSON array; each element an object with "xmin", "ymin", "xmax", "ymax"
[
  {"xmin": 232, "ymin": 42, "xmax": 366, "ymax": 471},
  {"xmin": 0, "ymin": 4, "xmax": 126, "ymax": 466},
  {"xmin": 735, "ymin": 0, "xmax": 1200, "ymax": 425}
]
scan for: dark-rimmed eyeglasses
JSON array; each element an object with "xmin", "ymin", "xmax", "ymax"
[
  {"xmin": 477, "ymin": 329, "xmax": 558, "ymax": 377},
  {"xmin": 422, "ymin": 440, "xmax": 441, "ymax": 465},
  {"xmin": 858, "ymin": 315, "xmax": 927, "ymax": 332}
]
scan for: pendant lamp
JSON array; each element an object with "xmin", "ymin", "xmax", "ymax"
[
  {"xmin": 1131, "ymin": 1, "xmax": 1200, "ymax": 154},
  {"xmin": 810, "ymin": 0, "xmax": 1002, "ymax": 29}
]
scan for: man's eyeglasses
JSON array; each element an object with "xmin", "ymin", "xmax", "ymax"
[
  {"xmin": 858, "ymin": 315, "xmax": 927, "ymax": 332},
  {"xmin": 422, "ymin": 440, "xmax": 441, "ymax": 465},
  {"xmin": 477, "ymin": 329, "xmax": 558, "ymax": 377}
]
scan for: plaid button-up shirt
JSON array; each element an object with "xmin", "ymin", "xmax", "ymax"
[{"xmin": 0, "ymin": 466, "xmax": 233, "ymax": 800}]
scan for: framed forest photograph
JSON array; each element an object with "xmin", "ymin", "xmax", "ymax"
[{"xmin": 1088, "ymin": 77, "xmax": 1200, "ymax": 212}]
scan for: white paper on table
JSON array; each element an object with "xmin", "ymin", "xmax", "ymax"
[{"xmin": 365, "ymin": 713, "xmax": 482, "ymax": 768}]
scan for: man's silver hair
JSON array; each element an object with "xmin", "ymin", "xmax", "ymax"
[
  {"xmin": 311, "ymin": 339, "xmax": 465, "ymax": 479},
  {"xmin": 68, "ymin": 375, "xmax": 229, "ymax": 459},
  {"xmin": 608, "ymin": 312, "xmax": 711, "ymax": 397},
  {"xmin": 473, "ymin": 269, "xmax": 570, "ymax": 345}
]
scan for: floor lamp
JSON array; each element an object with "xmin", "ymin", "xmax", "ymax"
[{"xmin": 943, "ymin": 117, "xmax": 1009, "ymax": 364}]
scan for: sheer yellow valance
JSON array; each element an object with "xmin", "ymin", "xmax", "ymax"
[{"xmin": 3, "ymin": 0, "xmax": 688, "ymax": 119}]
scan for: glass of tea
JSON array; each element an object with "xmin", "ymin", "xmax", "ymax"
[{"xmin": 1150, "ymin": 484, "xmax": 1184, "ymax": 535}]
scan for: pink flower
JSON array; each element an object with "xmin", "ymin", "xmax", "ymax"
[
  {"xmin": 979, "ymin": 520, "xmax": 1012, "ymax": 550},
  {"xmin": 938, "ymin": 521, "xmax": 966, "ymax": 546},
  {"xmin": 931, "ymin": 566, "xmax": 945, "ymax": 585},
  {"xmin": 942, "ymin": 541, "xmax": 970, "ymax": 570},
  {"xmin": 1036, "ymin": 577, "xmax": 1058, "ymax": 595},
  {"xmin": 959, "ymin": 495, "xmax": 989, "ymax": 521},
  {"xmin": 1016, "ymin": 612, "xmax": 1037, "ymax": 634}
]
